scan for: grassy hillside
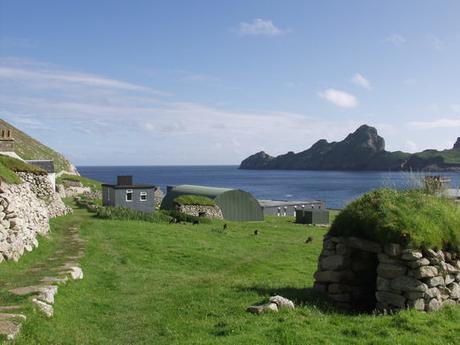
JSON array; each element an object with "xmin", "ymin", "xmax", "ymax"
[
  {"xmin": 0, "ymin": 119, "xmax": 76, "ymax": 173},
  {"xmin": 331, "ymin": 189, "xmax": 460, "ymax": 252},
  {"xmin": 56, "ymin": 174, "xmax": 101, "ymax": 191},
  {"xmin": 412, "ymin": 149, "xmax": 460, "ymax": 165},
  {"xmin": 0, "ymin": 154, "xmax": 46, "ymax": 184},
  {"xmin": 1, "ymin": 206, "xmax": 458, "ymax": 344}
]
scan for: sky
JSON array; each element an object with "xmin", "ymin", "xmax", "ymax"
[{"xmin": 0, "ymin": 0, "xmax": 460, "ymax": 165}]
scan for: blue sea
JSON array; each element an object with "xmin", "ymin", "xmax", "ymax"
[{"xmin": 78, "ymin": 166, "xmax": 460, "ymax": 209}]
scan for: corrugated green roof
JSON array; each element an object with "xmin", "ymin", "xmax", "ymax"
[
  {"xmin": 171, "ymin": 185, "xmax": 233, "ymax": 198},
  {"xmin": 161, "ymin": 184, "xmax": 264, "ymax": 221}
]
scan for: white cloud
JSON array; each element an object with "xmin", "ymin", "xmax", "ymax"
[
  {"xmin": 405, "ymin": 140, "xmax": 418, "ymax": 152},
  {"xmin": 385, "ymin": 34, "xmax": 406, "ymax": 46},
  {"xmin": 351, "ymin": 73, "xmax": 371, "ymax": 89},
  {"xmin": 238, "ymin": 18, "xmax": 285, "ymax": 36},
  {"xmin": 407, "ymin": 117, "xmax": 460, "ymax": 129},
  {"xmin": 451, "ymin": 104, "xmax": 460, "ymax": 113},
  {"xmin": 427, "ymin": 34, "xmax": 444, "ymax": 50},
  {"xmin": 0, "ymin": 65, "xmax": 160, "ymax": 93},
  {"xmin": 1, "ymin": 59, "xmax": 369, "ymax": 164},
  {"xmin": 319, "ymin": 88, "xmax": 358, "ymax": 108}
]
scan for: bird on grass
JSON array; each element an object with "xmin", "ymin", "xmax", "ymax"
[
  {"xmin": 223, "ymin": 224, "xmax": 228, "ymax": 230},
  {"xmin": 254, "ymin": 229, "xmax": 259, "ymax": 236},
  {"xmin": 305, "ymin": 236, "xmax": 313, "ymax": 244}
]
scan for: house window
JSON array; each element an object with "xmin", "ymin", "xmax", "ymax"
[
  {"xmin": 140, "ymin": 192, "xmax": 147, "ymax": 201},
  {"xmin": 126, "ymin": 189, "xmax": 133, "ymax": 202}
]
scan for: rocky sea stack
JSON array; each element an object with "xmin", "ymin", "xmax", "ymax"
[{"xmin": 239, "ymin": 125, "xmax": 460, "ymax": 171}]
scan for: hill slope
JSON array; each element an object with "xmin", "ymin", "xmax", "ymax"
[
  {"xmin": 0, "ymin": 119, "xmax": 78, "ymax": 174},
  {"xmin": 240, "ymin": 125, "xmax": 460, "ymax": 171}
]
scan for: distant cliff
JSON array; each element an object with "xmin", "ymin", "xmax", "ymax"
[
  {"xmin": 0, "ymin": 119, "xmax": 78, "ymax": 174},
  {"xmin": 240, "ymin": 125, "xmax": 460, "ymax": 171}
]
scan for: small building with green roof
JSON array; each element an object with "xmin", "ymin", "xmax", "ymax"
[{"xmin": 161, "ymin": 184, "xmax": 263, "ymax": 222}]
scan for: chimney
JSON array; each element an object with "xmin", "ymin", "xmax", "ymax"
[
  {"xmin": 0, "ymin": 128, "xmax": 15, "ymax": 152},
  {"xmin": 117, "ymin": 175, "xmax": 133, "ymax": 186}
]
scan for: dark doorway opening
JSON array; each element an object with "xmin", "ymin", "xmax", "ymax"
[{"xmin": 350, "ymin": 250, "xmax": 378, "ymax": 312}]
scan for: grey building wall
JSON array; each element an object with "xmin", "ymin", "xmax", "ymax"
[
  {"xmin": 262, "ymin": 201, "xmax": 325, "ymax": 216},
  {"xmin": 102, "ymin": 186, "xmax": 155, "ymax": 213}
]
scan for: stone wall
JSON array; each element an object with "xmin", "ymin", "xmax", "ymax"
[
  {"xmin": 0, "ymin": 173, "xmax": 71, "ymax": 262},
  {"xmin": 175, "ymin": 204, "xmax": 223, "ymax": 220},
  {"xmin": 314, "ymin": 235, "xmax": 460, "ymax": 312}
]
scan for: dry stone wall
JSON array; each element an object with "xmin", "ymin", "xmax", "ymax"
[
  {"xmin": 314, "ymin": 235, "xmax": 460, "ymax": 313},
  {"xmin": 176, "ymin": 204, "xmax": 224, "ymax": 220},
  {"xmin": 0, "ymin": 173, "xmax": 70, "ymax": 262}
]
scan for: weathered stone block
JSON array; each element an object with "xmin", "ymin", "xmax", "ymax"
[
  {"xmin": 377, "ymin": 264, "xmax": 407, "ymax": 279},
  {"xmin": 442, "ymin": 299, "xmax": 456, "ymax": 307},
  {"xmin": 377, "ymin": 277, "xmax": 391, "ymax": 291},
  {"xmin": 376, "ymin": 291, "xmax": 406, "ymax": 308},
  {"xmin": 445, "ymin": 274, "xmax": 455, "ymax": 285},
  {"xmin": 336, "ymin": 243, "xmax": 351, "ymax": 255},
  {"xmin": 378, "ymin": 253, "xmax": 401, "ymax": 265},
  {"xmin": 448, "ymin": 282, "xmax": 460, "ymax": 299},
  {"xmin": 410, "ymin": 266, "xmax": 438, "ymax": 279},
  {"xmin": 425, "ymin": 287, "xmax": 441, "ymax": 299},
  {"xmin": 384, "ymin": 243, "xmax": 402, "ymax": 257},
  {"xmin": 314, "ymin": 270, "xmax": 354, "ymax": 283},
  {"xmin": 405, "ymin": 291, "xmax": 425, "ymax": 300},
  {"xmin": 329, "ymin": 237, "xmax": 344, "ymax": 244},
  {"xmin": 406, "ymin": 258, "xmax": 430, "ymax": 269},
  {"xmin": 438, "ymin": 286, "xmax": 451, "ymax": 300},
  {"xmin": 424, "ymin": 276, "xmax": 444, "ymax": 287},
  {"xmin": 445, "ymin": 263, "xmax": 459, "ymax": 274},
  {"xmin": 401, "ymin": 249, "xmax": 423, "ymax": 261},
  {"xmin": 407, "ymin": 298, "xmax": 425, "ymax": 311},
  {"xmin": 320, "ymin": 255, "xmax": 350, "ymax": 271},
  {"xmin": 390, "ymin": 276, "xmax": 428, "ymax": 292},
  {"xmin": 426, "ymin": 298, "xmax": 442, "ymax": 312},
  {"xmin": 323, "ymin": 240, "xmax": 336, "ymax": 250},
  {"xmin": 346, "ymin": 237, "xmax": 382, "ymax": 253}
]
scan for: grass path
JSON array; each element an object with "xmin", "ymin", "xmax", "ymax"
[{"xmin": 1, "ymin": 206, "xmax": 459, "ymax": 344}]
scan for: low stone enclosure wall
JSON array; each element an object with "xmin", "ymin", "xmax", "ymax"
[
  {"xmin": 175, "ymin": 204, "xmax": 224, "ymax": 220},
  {"xmin": 0, "ymin": 172, "xmax": 70, "ymax": 262},
  {"xmin": 314, "ymin": 235, "xmax": 460, "ymax": 313}
]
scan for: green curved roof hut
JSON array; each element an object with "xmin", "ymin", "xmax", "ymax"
[{"xmin": 161, "ymin": 184, "xmax": 263, "ymax": 222}]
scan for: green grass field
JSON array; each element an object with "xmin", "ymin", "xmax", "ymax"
[{"xmin": 1, "ymin": 206, "xmax": 459, "ymax": 344}]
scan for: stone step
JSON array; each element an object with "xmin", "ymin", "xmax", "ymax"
[
  {"xmin": 0, "ymin": 306, "xmax": 21, "ymax": 312},
  {"xmin": 0, "ymin": 313, "xmax": 26, "ymax": 321},
  {"xmin": 0, "ymin": 320, "xmax": 21, "ymax": 340}
]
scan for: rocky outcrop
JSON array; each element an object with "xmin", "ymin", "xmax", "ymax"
[
  {"xmin": 0, "ymin": 173, "xmax": 71, "ymax": 262},
  {"xmin": 247, "ymin": 295, "xmax": 295, "ymax": 314},
  {"xmin": 175, "ymin": 204, "xmax": 223, "ymax": 220},
  {"xmin": 453, "ymin": 138, "xmax": 460, "ymax": 150},
  {"xmin": 239, "ymin": 151, "xmax": 274, "ymax": 170},
  {"xmin": 314, "ymin": 236, "xmax": 460, "ymax": 313},
  {"xmin": 240, "ymin": 124, "xmax": 460, "ymax": 171}
]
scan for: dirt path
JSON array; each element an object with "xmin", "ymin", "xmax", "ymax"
[{"xmin": 0, "ymin": 216, "xmax": 86, "ymax": 341}]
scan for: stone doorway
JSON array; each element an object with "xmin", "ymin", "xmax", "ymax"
[
  {"xmin": 314, "ymin": 236, "xmax": 383, "ymax": 312},
  {"xmin": 349, "ymin": 250, "xmax": 378, "ymax": 312}
]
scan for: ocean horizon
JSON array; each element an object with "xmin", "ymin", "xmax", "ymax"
[{"xmin": 78, "ymin": 165, "xmax": 460, "ymax": 209}]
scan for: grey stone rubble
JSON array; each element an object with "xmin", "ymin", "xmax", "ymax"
[
  {"xmin": 247, "ymin": 295, "xmax": 295, "ymax": 314},
  {"xmin": 0, "ymin": 258, "xmax": 85, "ymax": 339},
  {"xmin": 0, "ymin": 172, "xmax": 71, "ymax": 262},
  {"xmin": 175, "ymin": 204, "xmax": 224, "ymax": 220},
  {"xmin": 314, "ymin": 235, "xmax": 460, "ymax": 312}
]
